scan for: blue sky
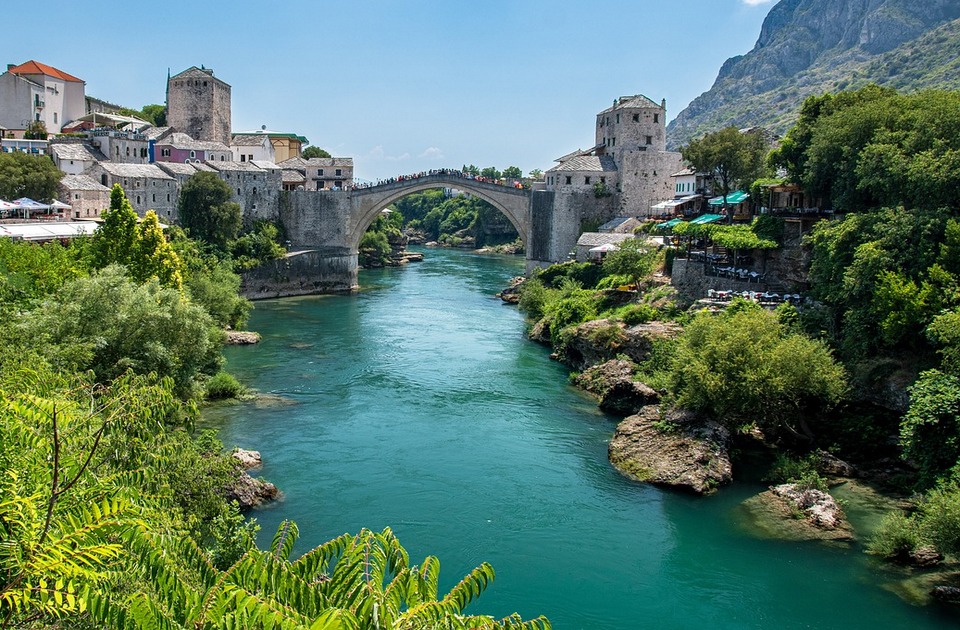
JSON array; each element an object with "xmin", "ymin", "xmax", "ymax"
[{"xmin": 9, "ymin": 0, "xmax": 776, "ymax": 182}]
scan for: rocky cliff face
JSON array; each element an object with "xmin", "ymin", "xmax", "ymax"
[{"xmin": 667, "ymin": 0, "xmax": 960, "ymax": 148}]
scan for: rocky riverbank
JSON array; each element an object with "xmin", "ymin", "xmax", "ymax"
[{"xmin": 227, "ymin": 448, "xmax": 280, "ymax": 509}]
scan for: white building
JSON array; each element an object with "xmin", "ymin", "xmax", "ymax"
[{"xmin": 0, "ymin": 61, "xmax": 86, "ymax": 136}]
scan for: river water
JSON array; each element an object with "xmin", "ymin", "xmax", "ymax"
[{"xmin": 204, "ymin": 247, "xmax": 956, "ymax": 629}]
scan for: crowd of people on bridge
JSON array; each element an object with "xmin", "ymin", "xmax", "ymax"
[{"xmin": 348, "ymin": 168, "xmax": 528, "ymax": 191}]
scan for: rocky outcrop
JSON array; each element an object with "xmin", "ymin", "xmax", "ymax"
[
  {"xmin": 572, "ymin": 359, "xmax": 659, "ymax": 416},
  {"xmin": 226, "ymin": 448, "xmax": 279, "ymax": 510},
  {"xmin": 910, "ymin": 545, "xmax": 945, "ymax": 568},
  {"xmin": 932, "ymin": 585, "xmax": 960, "ymax": 605},
  {"xmin": 558, "ymin": 319, "xmax": 682, "ymax": 371},
  {"xmin": 608, "ymin": 406, "xmax": 732, "ymax": 494},
  {"xmin": 497, "ymin": 276, "xmax": 525, "ymax": 304},
  {"xmin": 232, "ymin": 448, "xmax": 262, "ymax": 469},
  {"xmin": 227, "ymin": 473, "xmax": 279, "ymax": 510},
  {"xmin": 225, "ymin": 331, "xmax": 261, "ymax": 345},
  {"xmin": 740, "ymin": 483, "xmax": 854, "ymax": 542}
]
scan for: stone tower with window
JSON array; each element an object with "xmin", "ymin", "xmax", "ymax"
[
  {"xmin": 595, "ymin": 95, "xmax": 683, "ymax": 214},
  {"xmin": 166, "ymin": 66, "xmax": 231, "ymax": 147}
]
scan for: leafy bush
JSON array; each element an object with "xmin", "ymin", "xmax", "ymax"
[
  {"xmin": 536, "ymin": 261, "xmax": 605, "ymax": 289},
  {"xmin": 595, "ymin": 273, "xmax": 633, "ymax": 290},
  {"xmin": 669, "ymin": 305, "xmax": 847, "ymax": 438},
  {"xmin": 616, "ymin": 303, "xmax": 660, "ymax": 325},
  {"xmin": 765, "ymin": 454, "xmax": 828, "ymax": 491},
  {"xmin": 868, "ymin": 511, "xmax": 922, "ymax": 559},
  {"xmin": 901, "ymin": 369, "xmax": 960, "ymax": 488},
  {"xmin": 517, "ymin": 278, "xmax": 556, "ymax": 320},
  {"xmin": 205, "ymin": 371, "xmax": 246, "ymax": 400}
]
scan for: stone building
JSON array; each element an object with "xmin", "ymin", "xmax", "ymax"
[
  {"xmin": 154, "ymin": 131, "xmax": 231, "ymax": 163},
  {"xmin": 545, "ymin": 94, "xmax": 683, "ymax": 219},
  {"xmin": 85, "ymin": 162, "xmax": 177, "ymax": 219},
  {"xmin": 87, "ymin": 126, "xmax": 151, "ymax": 164},
  {"xmin": 207, "ymin": 161, "xmax": 281, "ymax": 224},
  {"xmin": 166, "ymin": 66, "xmax": 231, "ymax": 147},
  {"xmin": 232, "ymin": 129, "xmax": 307, "ymax": 163},
  {"xmin": 48, "ymin": 140, "xmax": 106, "ymax": 175},
  {"xmin": 278, "ymin": 156, "xmax": 354, "ymax": 190},
  {"xmin": 595, "ymin": 95, "xmax": 684, "ymax": 216},
  {"xmin": 58, "ymin": 174, "xmax": 110, "ymax": 219}
]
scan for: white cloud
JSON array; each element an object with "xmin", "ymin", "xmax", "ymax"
[
  {"xmin": 419, "ymin": 146, "xmax": 444, "ymax": 159},
  {"xmin": 366, "ymin": 145, "xmax": 411, "ymax": 161}
]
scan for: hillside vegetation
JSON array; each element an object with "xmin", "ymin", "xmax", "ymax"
[{"xmin": 667, "ymin": 0, "xmax": 960, "ymax": 147}]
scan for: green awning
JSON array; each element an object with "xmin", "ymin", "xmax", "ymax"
[
  {"xmin": 689, "ymin": 213, "xmax": 724, "ymax": 225},
  {"xmin": 708, "ymin": 191, "xmax": 750, "ymax": 206},
  {"xmin": 654, "ymin": 218, "xmax": 683, "ymax": 230}
]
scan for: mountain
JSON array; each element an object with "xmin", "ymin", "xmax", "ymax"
[{"xmin": 666, "ymin": 0, "xmax": 960, "ymax": 149}]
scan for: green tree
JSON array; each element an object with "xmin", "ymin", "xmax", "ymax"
[
  {"xmin": 669, "ymin": 304, "xmax": 847, "ymax": 440},
  {"xmin": 502, "ymin": 165, "xmax": 523, "ymax": 179},
  {"xmin": 0, "ymin": 151, "xmax": 62, "ymax": 201},
  {"xmin": 90, "ymin": 184, "xmax": 138, "ymax": 270},
  {"xmin": 681, "ymin": 126, "xmax": 768, "ymax": 218},
  {"xmin": 131, "ymin": 210, "xmax": 184, "ymax": 290},
  {"xmin": 302, "ymin": 145, "xmax": 332, "ymax": 159},
  {"xmin": 19, "ymin": 266, "xmax": 222, "ymax": 398},
  {"xmin": 601, "ymin": 238, "xmax": 655, "ymax": 290},
  {"xmin": 528, "ymin": 168, "xmax": 544, "ymax": 180},
  {"xmin": 23, "ymin": 120, "xmax": 48, "ymax": 139},
  {"xmin": 481, "ymin": 166, "xmax": 502, "ymax": 179},
  {"xmin": 901, "ymin": 369, "xmax": 960, "ymax": 487},
  {"xmin": 140, "ymin": 103, "xmax": 166, "ymax": 126},
  {"xmin": 178, "ymin": 171, "xmax": 242, "ymax": 250}
]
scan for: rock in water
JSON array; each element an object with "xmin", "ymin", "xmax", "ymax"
[
  {"xmin": 225, "ymin": 331, "xmax": 261, "ymax": 345},
  {"xmin": 572, "ymin": 359, "xmax": 659, "ymax": 416},
  {"xmin": 740, "ymin": 483, "xmax": 854, "ymax": 542},
  {"xmin": 227, "ymin": 472, "xmax": 279, "ymax": 510},
  {"xmin": 608, "ymin": 406, "xmax": 732, "ymax": 494},
  {"xmin": 232, "ymin": 448, "xmax": 262, "ymax": 469}
]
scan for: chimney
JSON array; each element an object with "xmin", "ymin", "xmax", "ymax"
[{"xmin": 7, "ymin": 64, "xmax": 14, "ymax": 72}]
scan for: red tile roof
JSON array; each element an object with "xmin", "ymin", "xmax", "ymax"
[{"xmin": 8, "ymin": 60, "xmax": 83, "ymax": 83}]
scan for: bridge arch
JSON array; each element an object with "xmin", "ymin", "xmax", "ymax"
[{"xmin": 348, "ymin": 175, "xmax": 530, "ymax": 253}]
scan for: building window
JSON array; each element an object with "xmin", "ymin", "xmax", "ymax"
[
  {"xmin": 126, "ymin": 147, "xmax": 130, "ymax": 156},
  {"xmin": 565, "ymin": 176, "xmax": 572, "ymax": 185},
  {"xmin": 616, "ymin": 114, "xmax": 620, "ymax": 124},
  {"xmin": 152, "ymin": 194, "xmax": 156, "ymax": 202},
  {"xmin": 53, "ymin": 112, "xmax": 58, "ymax": 124},
  {"xmin": 317, "ymin": 182, "xmax": 324, "ymax": 190},
  {"xmin": 136, "ymin": 196, "xmax": 141, "ymax": 204},
  {"xmin": 335, "ymin": 180, "xmax": 343, "ymax": 188},
  {"xmin": 253, "ymin": 187, "xmax": 257, "ymax": 195},
  {"xmin": 162, "ymin": 148, "xmax": 170, "ymax": 157},
  {"xmin": 190, "ymin": 150, "xmax": 196, "ymax": 158},
  {"xmin": 220, "ymin": 155, "xmax": 225, "ymax": 161},
  {"xmin": 318, "ymin": 169, "xmax": 324, "ymax": 176},
  {"xmin": 247, "ymin": 154, "xmax": 253, "ymax": 162},
  {"xmin": 645, "ymin": 136, "xmax": 653, "ymax": 145},
  {"xmin": 237, "ymin": 189, "xmax": 241, "ymax": 195},
  {"xmin": 335, "ymin": 168, "xmax": 342, "ymax": 176},
  {"xmin": 633, "ymin": 114, "xmax": 639, "ymax": 122},
  {"xmin": 240, "ymin": 155, "xmax": 245, "ymax": 162},
  {"xmin": 584, "ymin": 176, "xmax": 591, "ymax": 185},
  {"xmin": 167, "ymin": 194, "xmax": 171, "ymax": 202},
  {"xmin": 612, "ymin": 138, "xmax": 616, "ymax": 147},
  {"xmin": 600, "ymin": 177, "xmax": 606, "ymax": 184},
  {"xmin": 654, "ymin": 113, "xmax": 659, "ymax": 124}
]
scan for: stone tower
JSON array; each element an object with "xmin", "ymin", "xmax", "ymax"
[
  {"xmin": 166, "ymin": 66, "xmax": 231, "ymax": 146},
  {"xmin": 595, "ymin": 95, "xmax": 683, "ymax": 215}
]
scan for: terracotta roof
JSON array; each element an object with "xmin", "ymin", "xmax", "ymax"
[{"xmin": 8, "ymin": 60, "xmax": 83, "ymax": 83}]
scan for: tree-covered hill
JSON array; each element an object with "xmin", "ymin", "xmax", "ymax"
[{"xmin": 667, "ymin": 0, "xmax": 960, "ymax": 148}]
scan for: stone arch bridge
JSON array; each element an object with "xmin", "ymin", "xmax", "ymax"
[{"xmin": 255, "ymin": 173, "xmax": 588, "ymax": 296}]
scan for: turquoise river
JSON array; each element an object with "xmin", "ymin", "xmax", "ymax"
[{"xmin": 204, "ymin": 247, "xmax": 957, "ymax": 629}]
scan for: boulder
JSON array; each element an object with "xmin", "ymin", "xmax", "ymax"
[
  {"xmin": 814, "ymin": 449, "xmax": 859, "ymax": 478},
  {"xmin": 608, "ymin": 406, "xmax": 732, "ymax": 494},
  {"xmin": 227, "ymin": 472, "xmax": 279, "ymax": 510},
  {"xmin": 559, "ymin": 319, "xmax": 681, "ymax": 371},
  {"xmin": 225, "ymin": 331, "xmax": 261, "ymax": 345},
  {"xmin": 932, "ymin": 585, "xmax": 960, "ymax": 605},
  {"xmin": 232, "ymin": 448, "xmax": 262, "ymax": 470},
  {"xmin": 770, "ymin": 484, "xmax": 848, "ymax": 530},
  {"xmin": 739, "ymin": 485, "xmax": 855, "ymax": 542},
  {"xmin": 572, "ymin": 359, "xmax": 659, "ymax": 416},
  {"xmin": 909, "ymin": 545, "xmax": 944, "ymax": 568},
  {"xmin": 497, "ymin": 276, "xmax": 525, "ymax": 304}
]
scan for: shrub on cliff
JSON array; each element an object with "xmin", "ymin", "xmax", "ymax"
[{"xmin": 668, "ymin": 302, "xmax": 847, "ymax": 440}]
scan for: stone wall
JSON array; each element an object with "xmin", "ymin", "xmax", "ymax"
[
  {"xmin": 670, "ymin": 258, "xmax": 770, "ymax": 301},
  {"xmin": 167, "ymin": 69, "xmax": 232, "ymax": 147},
  {"xmin": 239, "ymin": 250, "xmax": 357, "ymax": 299},
  {"xmin": 616, "ymin": 150, "xmax": 684, "ymax": 216}
]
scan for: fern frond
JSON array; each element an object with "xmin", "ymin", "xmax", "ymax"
[{"xmin": 271, "ymin": 519, "xmax": 299, "ymax": 561}]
